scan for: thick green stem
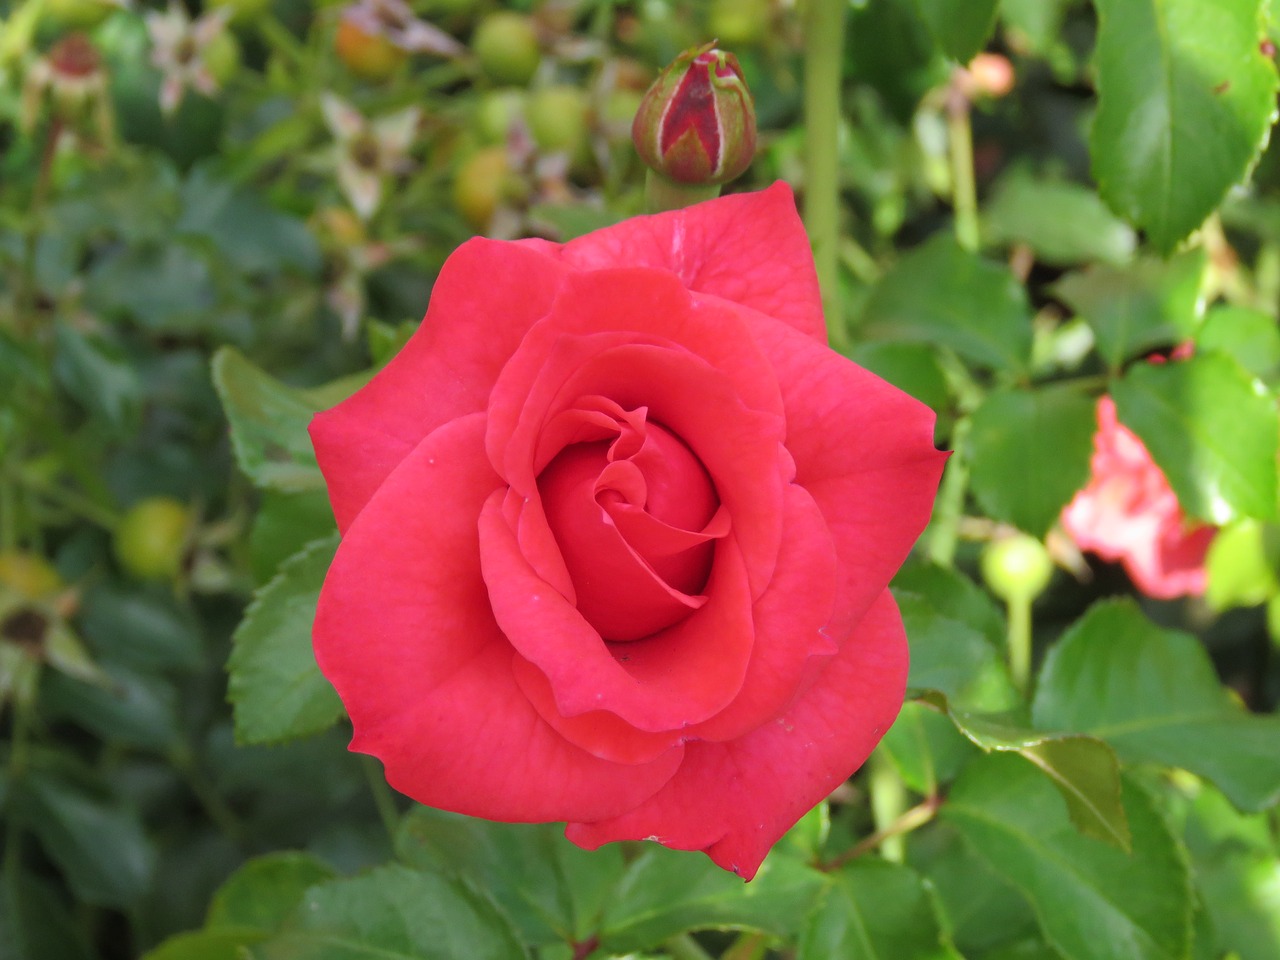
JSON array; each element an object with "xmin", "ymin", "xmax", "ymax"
[
  {"xmin": 1007, "ymin": 594, "xmax": 1032, "ymax": 695},
  {"xmin": 868, "ymin": 749, "xmax": 906, "ymax": 863},
  {"xmin": 946, "ymin": 82, "xmax": 980, "ymax": 252},
  {"xmin": 362, "ymin": 755, "xmax": 401, "ymax": 841},
  {"xmin": 643, "ymin": 170, "xmax": 719, "ymax": 213},
  {"xmin": 927, "ymin": 417, "xmax": 970, "ymax": 568},
  {"xmin": 803, "ymin": 0, "xmax": 849, "ymax": 352}
]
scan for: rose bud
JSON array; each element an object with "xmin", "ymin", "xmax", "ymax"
[{"xmin": 631, "ymin": 43, "xmax": 757, "ymax": 186}]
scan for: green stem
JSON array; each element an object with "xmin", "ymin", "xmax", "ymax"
[
  {"xmin": 1007, "ymin": 594, "xmax": 1032, "ymax": 695},
  {"xmin": 803, "ymin": 0, "xmax": 849, "ymax": 352},
  {"xmin": 868, "ymin": 749, "xmax": 906, "ymax": 863},
  {"xmin": 643, "ymin": 170, "xmax": 719, "ymax": 213},
  {"xmin": 946, "ymin": 81, "xmax": 980, "ymax": 252},
  {"xmin": 830, "ymin": 796, "xmax": 939, "ymax": 869},
  {"xmin": 927, "ymin": 416, "xmax": 970, "ymax": 568},
  {"xmin": 170, "ymin": 745, "xmax": 246, "ymax": 843},
  {"xmin": 362, "ymin": 755, "xmax": 401, "ymax": 841}
]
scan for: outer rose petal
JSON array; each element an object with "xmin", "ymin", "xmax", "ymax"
[
  {"xmin": 566, "ymin": 590, "xmax": 909, "ymax": 879},
  {"xmin": 521, "ymin": 184, "xmax": 826, "ymax": 342},
  {"xmin": 745, "ymin": 315, "xmax": 947, "ymax": 638},
  {"xmin": 309, "ymin": 239, "xmax": 568, "ymax": 531},
  {"xmin": 314, "ymin": 414, "xmax": 683, "ymax": 822}
]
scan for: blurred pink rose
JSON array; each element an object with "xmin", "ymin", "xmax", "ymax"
[{"xmin": 1061, "ymin": 396, "xmax": 1215, "ymax": 598}]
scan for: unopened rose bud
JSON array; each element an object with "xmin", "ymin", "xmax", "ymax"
[{"xmin": 631, "ymin": 43, "xmax": 757, "ymax": 186}]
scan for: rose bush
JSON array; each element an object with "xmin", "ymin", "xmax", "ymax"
[
  {"xmin": 309, "ymin": 183, "xmax": 945, "ymax": 878},
  {"xmin": 1062, "ymin": 395, "xmax": 1215, "ymax": 599}
]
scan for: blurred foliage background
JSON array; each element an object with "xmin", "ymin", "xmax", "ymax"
[{"xmin": 3, "ymin": 1, "xmax": 1280, "ymax": 959}]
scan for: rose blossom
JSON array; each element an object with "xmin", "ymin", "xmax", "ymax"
[
  {"xmin": 309, "ymin": 183, "xmax": 945, "ymax": 878},
  {"xmin": 1061, "ymin": 395, "xmax": 1215, "ymax": 599}
]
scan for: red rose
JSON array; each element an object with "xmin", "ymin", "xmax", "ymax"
[
  {"xmin": 1062, "ymin": 396, "xmax": 1215, "ymax": 599},
  {"xmin": 310, "ymin": 184, "xmax": 945, "ymax": 878}
]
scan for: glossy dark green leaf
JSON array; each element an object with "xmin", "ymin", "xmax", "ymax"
[
  {"xmin": 1033, "ymin": 599, "xmax": 1280, "ymax": 811},
  {"xmin": 983, "ymin": 169, "xmax": 1136, "ymax": 266},
  {"xmin": 207, "ymin": 852, "xmax": 337, "ymax": 932},
  {"xmin": 797, "ymin": 859, "xmax": 959, "ymax": 959},
  {"xmin": 395, "ymin": 807, "xmax": 624, "ymax": 947},
  {"xmin": 1112, "ymin": 353, "xmax": 1278, "ymax": 524},
  {"xmin": 1195, "ymin": 304, "xmax": 1280, "ymax": 378},
  {"xmin": 1051, "ymin": 251, "xmax": 1206, "ymax": 369},
  {"xmin": 945, "ymin": 754, "xmax": 1192, "ymax": 960},
  {"xmin": 11, "ymin": 769, "xmax": 155, "ymax": 908},
  {"xmin": 251, "ymin": 864, "xmax": 530, "ymax": 960},
  {"xmin": 913, "ymin": 0, "xmax": 999, "ymax": 62},
  {"xmin": 966, "ymin": 384, "xmax": 1097, "ymax": 537},
  {"xmin": 227, "ymin": 535, "xmax": 343, "ymax": 745},
  {"xmin": 1090, "ymin": 0, "xmax": 1279, "ymax": 252},
  {"xmin": 860, "ymin": 234, "xmax": 1034, "ymax": 373},
  {"xmin": 599, "ymin": 846, "xmax": 827, "ymax": 952},
  {"xmin": 907, "ymin": 823, "xmax": 1040, "ymax": 958}
]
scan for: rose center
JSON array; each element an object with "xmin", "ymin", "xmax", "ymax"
[{"xmin": 537, "ymin": 414, "xmax": 724, "ymax": 642}]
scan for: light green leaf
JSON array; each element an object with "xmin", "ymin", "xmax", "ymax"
[
  {"xmin": 227, "ymin": 535, "xmax": 343, "ymax": 745},
  {"xmin": 983, "ymin": 168, "xmax": 1136, "ymax": 266},
  {"xmin": 207, "ymin": 852, "xmax": 337, "ymax": 933},
  {"xmin": 1033, "ymin": 599, "xmax": 1280, "ymax": 811},
  {"xmin": 1052, "ymin": 250, "xmax": 1207, "ymax": 369},
  {"xmin": 395, "ymin": 807, "xmax": 624, "ymax": 947},
  {"xmin": 211, "ymin": 347, "xmax": 367, "ymax": 493},
  {"xmin": 250, "ymin": 864, "xmax": 530, "ymax": 960},
  {"xmin": 141, "ymin": 929, "xmax": 264, "ymax": 960},
  {"xmin": 1112, "ymin": 353, "xmax": 1279, "ymax": 524},
  {"xmin": 859, "ymin": 233, "xmax": 1034, "ymax": 373},
  {"xmin": 913, "ymin": 0, "xmax": 999, "ymax": 62},
  {"xmin": 599, "ymin": 845, "xmax": 827, "ymax": 952},
  {"xmin": 797, "ymin": 858, "xmax": 960, "ymax": 959},
  {"xmin": 966, "ymin": 384, "xmax": 1098, "ymax": 537},
  {"xmin": 1090, "ymin": 0, "xmax": 1279, "ymax": 253},
  {"xmin": 1205, "ymin": 519, "xmax": 1280, "ymax": 611},
  {"xmin": 1195, "ymin": 304, "xmax": 1280, "ymax": 378},
  {"xmin": 945, "ymin": 754, "xmax": 1192, "ymax": 960}
]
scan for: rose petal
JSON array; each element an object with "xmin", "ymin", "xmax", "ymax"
[
  {"xmin": 522, "ymin": 184, "xmax": 826, "ymax": 342},
  {"xmin": 314, "ymin": 414, "xmax": 682, "ymax": 821},
  {"xmin": 479, "ymin": 489, "xmax": 756, "ymax": 731},
  {"xmin": 310, "ymin": 239, "xmax": 567, "ymax": 531},
  {"xmin": 684, "ymin": 484, "xmax": 839, "ymax": 743},
  {"xmin": 565, "ymin": 589, "xmax": 909, "ymax": 879},
  {"xmin": 745, "ymin": 315, "xmax": 947, "ymax": 640}
]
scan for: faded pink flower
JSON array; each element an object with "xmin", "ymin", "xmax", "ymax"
[{"xmin": 1061, "ymin": 396, "xmax": 1215, "ymax": 599}]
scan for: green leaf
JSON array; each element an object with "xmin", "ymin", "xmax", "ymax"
[
  {"xmin": 848, "ymin": 342, "xmax": 951, "ymax": 413},
  {"xmin": 598, "ymin": 846, "xmax": 827, "ymax": 952},
  {"xmin": 141, "ymin": 929, "xmax": 265, "ymax": 960},
  {"xmin": 42, "ymin": 666, "xmax": 181, "ymax": 753},
  {"xmin": 79, "ymin": 583, "xmax": 204, "ymax": 672},
  {"xmin": 227, "ymin": 535, "xmax": 343, "ymax": 745},
  {"xmin": 395, "ymin": 807, "xmax": 624, "ymax": 947},
  {"xmin": 859, "ymin": 233, "xmax": 1034, "ymax": 373},
  {"xmin": 1090, "ymin": 0, "xmax": 1279, "ymax": 253},
  {"xmin": 1195, "ymin": 304, "xmax": 1280, "ymax": 378},
  {"xmin": 1112, "ymin": 353, "xmax": 1279, "ymax": 524},
  {"xmin": 914, "ymin": 692, "xmax": 1130, "ymax": 850},
  {"xmin": 251, "ymin": 864, "xmax": 530, "ymax": 960},
  {"xmin": 897, "ymin": 591, "xmax": 1015, "ymax": 710},
  {"xmin": 207, "ymin": 852, "xmax": 337, "ymax": 933},
  {"xmin": 966, "ymin": 384, "xmax": 1097, "ymax": 537},
  {"xmin": 893, "ymin": 560, "xmax": 1006, "ymax": 648},
  {"xmin": 879, "ymin": 700, "xmax": 976, "ymax": 795},
  {"xmin": 85, "ymin": 243, "xmax": 217, "ymax": 333},
  {"xmin": 797, "ymin": 858, "xmax": 959, "ymax": 959},
  {"xmin": 913, "ymin": 0, "xmax": 999, "ymax": 62},
  {"xmin": 1033, "ymin": 598, "xmax": 1280, "ymax": 811},
  {"xmin": 210, "ymin": 347, "xmax": 327, "ymax": 493},
  {"xmin": 944, "ymin": 753, "xmax": 1192, "ymax": 960},
  {"xmin": 11, "ymin": 768, "xmax": 155, "ymax": 908},
  {"xmin": 1205, "ymin": 519, "xmax": 1280, "ymax": 610},
  {"xmin": 248, "ymin": 490, "xmax": 336, "ymax": 586},
  {"xmin": 983, "ymin": 168, "xmax": 1137, "ymax": 266},
  {"xmin": 1052, "ymin": 251, "xmax": 1207, "ymax": 369},
  {"xmin": 0, "ymin": 870, "xmax": 94, "ymax": 960},
  {"xmin": 51, "ymin": 323, "xmax": 142, "ymax": 427}
]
